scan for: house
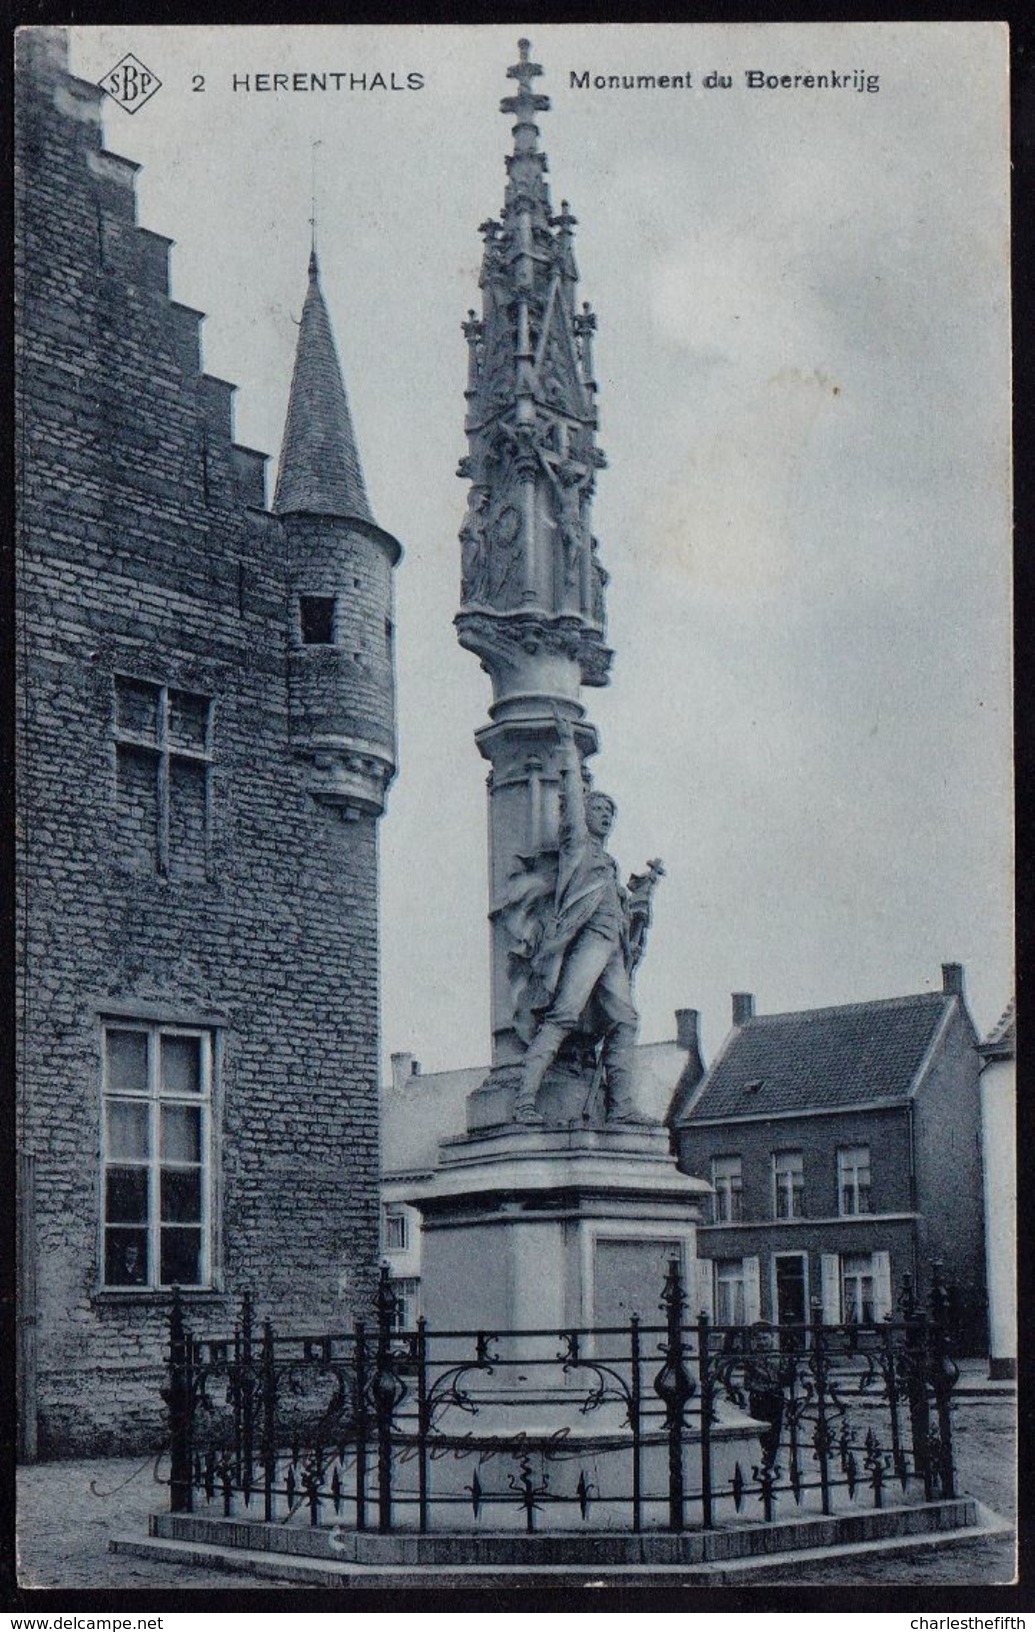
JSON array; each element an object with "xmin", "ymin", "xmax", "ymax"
[
  {"xmin": 979, "ymin": 1000, "xmax": 1016, "ymax": 1378},
  {"xmin": 380, "ymin": 1013, "xmax": 706, "ymax": 1323},
  {"xmin": 15, "ymin": 31, "xmax": 399, "ymax": 1455},
  {"xmin": 668, "ymin": 964, "xmax": 988, "ymax": 1351}
]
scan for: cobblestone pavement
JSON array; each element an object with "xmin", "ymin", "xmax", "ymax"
[
  {"xmin": 15, "ymin": 1395, "xmax": 1017, "ymax": 1592},
  {"xmin": 15, "ymin": 1456, "xmax": 300, "ymax": 1591},
  {"xmin": 742, "ymin": 1395, "xmax": 1017, "ymax": 1586}
]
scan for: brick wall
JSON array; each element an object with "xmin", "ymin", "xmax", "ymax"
[
  {"xmin": 16, "ymin": 32, "xmax": 391, "ymax": 1454},
  {"xmin": 676, "ymin": 1107, "xmax": 914, "ymax": 1221},
  {"xmin": 284, "ymin": 514, "xmax": 396, "ymax": 756},
  {"xmin": 677, "ymin": 1107, "xmax": 917, "ymax": 1322}
]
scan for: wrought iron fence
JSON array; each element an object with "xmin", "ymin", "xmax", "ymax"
[{"xmin": 165, "ymin": 1261, "xmax": 958, "ymax": 1533}]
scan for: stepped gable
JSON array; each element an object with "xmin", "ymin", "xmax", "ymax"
[
  {"xmin": 15, "ymin": 26, "xmax": 270, "ymax": 522},
  {"xmin": 273, "ymin": 249, "xmax": 373, "ymax": 523},
  {"xmin": 14, "ymin": 28, "xmax": 389, "ymax": 1455}
]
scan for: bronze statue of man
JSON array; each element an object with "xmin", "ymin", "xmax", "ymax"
[{"xmin": 512, "ymin": 709, "xmax": 659, "ymax": 1125}]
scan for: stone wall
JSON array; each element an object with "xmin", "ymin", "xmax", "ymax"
[{"xmin": 15, "ymin": 31, "xmax": 387, "ymax": 1454}]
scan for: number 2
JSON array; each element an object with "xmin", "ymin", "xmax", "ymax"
[{"xmin": 192, "ymin": 74, "xmax": 205, "ymax": 92}]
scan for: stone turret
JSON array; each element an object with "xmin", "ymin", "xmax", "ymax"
[{"xmin": 274, "ymin": 250, "xmax": 400, "ymax": 816}]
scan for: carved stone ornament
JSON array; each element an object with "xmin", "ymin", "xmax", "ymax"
[
  {"xmin": 455, "ymin": 608, "xmax": 612, "ymax": 679},
  {"xmin": 459, "ymin": 486, "xmax": 491, "ymax": 604}
]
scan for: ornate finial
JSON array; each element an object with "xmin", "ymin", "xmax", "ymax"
[
  {"xmin": 501, "ymin": 37, "xmax": 550, "ymax": 122},
  {"xmin": 309, "ymin": 139, "xmax": 323, "ymax": 271},
  {"xmin": 509, "ymin": 38, "xmax": 543, "ymax": 88}
]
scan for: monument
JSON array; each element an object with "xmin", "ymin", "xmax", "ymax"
[{"xmin": 408, "ymin": 40, "xmax": 712, "ymax": 1343}]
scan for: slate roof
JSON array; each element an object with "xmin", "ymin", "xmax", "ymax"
[
  {"xmin": 980, "ymin": 998, "xmax": 1015, "ymax": 1060},
  {"xmin": 672, "ymin": 992, "xmax": 954, "ymax": 1126},
  {"xmin": 273, "ymin": 251, "xmax": 374, "ymax": 523}
]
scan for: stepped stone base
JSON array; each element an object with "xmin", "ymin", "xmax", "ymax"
[{"xmin": 109, "ymin": 1499, "xmax": 983, "ymax": 1586}]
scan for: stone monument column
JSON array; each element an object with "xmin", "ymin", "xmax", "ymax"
[
  {"xmin": 408, "ymin": 37, "xmax": 718, "ymax": 1372},
  {"xmin": 455, "ymin": 41, "xmax": 650, "ymax": 1131},
  {"xmin": 400, "ymin": 49, "xmax": 759, "ymax": 1515}
]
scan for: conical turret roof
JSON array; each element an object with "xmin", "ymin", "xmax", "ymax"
[{"xmin": 273, "ymin": 250, "xmax": 374, "ymax": 523}]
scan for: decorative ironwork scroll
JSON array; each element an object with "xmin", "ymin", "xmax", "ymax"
[{"xmin": 164, "ymin": 1263, "xmax": 958, "ymax": 1535}]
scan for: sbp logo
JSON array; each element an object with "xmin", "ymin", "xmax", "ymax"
[{"xmin": 100, "ymin": 53, "xmax": 162, "ymax": 114}]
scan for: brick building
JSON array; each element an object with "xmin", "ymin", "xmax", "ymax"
[
  {"xmin": 15, "ymin": 31, "xmax": 400, "ymax": 1455},
  {"xmin": 668, "ymin": 965, "xmax": 988, "ymax": 1352}
]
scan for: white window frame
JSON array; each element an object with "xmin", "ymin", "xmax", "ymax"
[
  {"xmin": 711, "ymin": 1155, "xmax": 743, "ymax": 1223},
  {"xmin": 772, "ymin": 1150, "xmax": 805, "ymax": 1219},
  {"xmin": 113, "ymin": 677, "xmax": 213, "ymax": 878},
  {"xmin": 388, "ymin": 1277, "xmax": 420, "ymax": 1332},
  {"xmin": 383, "ymin": 1206, "xmax": 409, "ymax": 1253},
  {"xmin": 714, "ymin": 1259, "xmax": 747, "ymax": 1326},
  {"xmin": 841, "ymin": 1253, "xmax": 877, "ymax": 1324},
  {"xmin": 837, "ymin": 1146, "xmax": 872, "ymax": 1216},
  {"xmin": 100, "ymin": 1021, "xmax": 215, "ymax": 1290}
]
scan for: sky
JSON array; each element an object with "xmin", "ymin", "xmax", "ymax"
[{"xmin": 65, "ymin": 23, "xmax": 1013, "ymax": 1073}]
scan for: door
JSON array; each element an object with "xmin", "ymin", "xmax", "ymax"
[{"xmin": 774, "ymin": 1253, "xmax": 807, "ymax": 1337}]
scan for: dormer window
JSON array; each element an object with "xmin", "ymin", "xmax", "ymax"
[{"xmin": 299, "ymin": 595, "xmax": 336, "ymax": 645}]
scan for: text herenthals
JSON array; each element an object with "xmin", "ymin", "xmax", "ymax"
[
  {"xmin": 570, "ymin": 69, "xmax": 881, "ymax": 93},
  {"xmin": 231, "ymin": 71, "xmax": 424, "ymax": 91}
]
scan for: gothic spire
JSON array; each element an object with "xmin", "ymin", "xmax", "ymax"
[
  {"xmin": 273, "ymin": 253, "xmax": 374, "ymax": 523},
  {"xmin": 456, "ymin": 40, "xmax": 610, "ymax": 688},
  {"xmin": 499, "ymin": 38, "xmax": 553, "ymax": 241}
]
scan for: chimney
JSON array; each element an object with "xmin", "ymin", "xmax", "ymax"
[
  {"xmin": 675, "ymin": 1008, "xmax": 699, "ymax": 1051},
  {"xmin": 941, "ymin": 962, "xmax": 965, "ymax": 998},
  {"xmin": 732, "ymin": 992, "xmax": 755, "ymax": 1025},
  {"xmin": 674, "ymin": 1008, "xmax": 705, "ymax": 1092},
  {"xmin": 390, "ymin": 1051, "xmax": 421, "ymax": 1092}
]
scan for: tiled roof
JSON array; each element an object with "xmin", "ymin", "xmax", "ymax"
[
  {"xmin": 673, "ymin": 993, "xmax": 952, "ymax": 1125},
  {"xmin": 273, "ymin": 251, "xmax": 374, "ymax": 523},
  {"xmin": 980, "ymin": 998, "xmax": 1015, "ymax": 1060}
]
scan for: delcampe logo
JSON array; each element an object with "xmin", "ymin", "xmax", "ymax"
[{"xmin": 99, "ymin": 53, "xmax": 162, "ymax": 113}]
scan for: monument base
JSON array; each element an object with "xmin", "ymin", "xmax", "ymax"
[
  {"xmin": 386, "ymin": 1391, "xmax": 767, "ymax": 1532},
  {"xmin": 406, "ymin": 1121, "xmax": 712, "ymax": 1332},
  {"xmin": 397, "ymin": 1116, "xmax": 741, "ymax": 1533}
]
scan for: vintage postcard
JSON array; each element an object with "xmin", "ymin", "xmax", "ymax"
[{"xmin": 14, "ymin": 21, "xmax": 1013, "ymax": 1601}]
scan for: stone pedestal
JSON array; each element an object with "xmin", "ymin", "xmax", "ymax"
[
  {"xmin": 398, "ymin": 1124, "xmax": 763, "ymax": 1530},
  {"xmin": 407, "ymin": 1122, "xmax": 710, "ymax": 1332}
]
